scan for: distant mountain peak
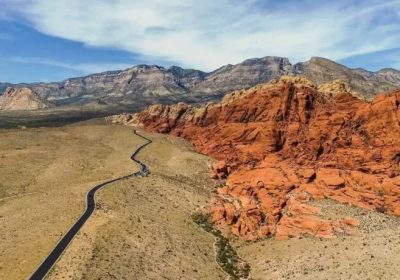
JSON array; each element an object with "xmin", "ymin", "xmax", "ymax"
[
  {"xmin": 377, "ymin": 68, "xmax": 400, "ymax": 73},
  {"xmin": 1, "ymin": 56, "xmax": 399, "ymax": 108},
  {"xmin": 0, "ymin": 87, "xmax": 54, "ymax": 111}
]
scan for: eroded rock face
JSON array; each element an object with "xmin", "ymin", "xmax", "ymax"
[
  {"xmin": 0, "ymin": 87, "xmax": 54, "ymax": 111},
  {"xmin": 108, "ymin": 76, "xmax": 400, "ymax": 240}
]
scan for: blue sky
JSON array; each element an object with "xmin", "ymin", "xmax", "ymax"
[{"xmin": 1, "ymin": 0, "xmax": 400, "ymax": 83}]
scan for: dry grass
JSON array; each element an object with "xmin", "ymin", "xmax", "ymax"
[
  {"xmin": 0, "ymin": 121, "xmax": 143, "ymax": 279},
  {"xmin": 47, "ymin": 130, "xmax": 225, "ymax": 279},
  {"xmin": 0, "ymin": 122, "xmax": 224, "ymax": 280}
]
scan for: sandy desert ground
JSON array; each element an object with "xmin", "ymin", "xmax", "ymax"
[
  {"xmin": 46, "ymin": 125, "xmax": 226, "ymax": 280},
  {"xmin": 0, "ymin": 120, "xmax": 142, "ymax": 279}
]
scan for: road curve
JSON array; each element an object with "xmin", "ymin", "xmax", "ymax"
[
  {"xmin": 131, "ymin": 130, "xmax": 152, "ymax": 176},
  {"xmin": 29, "ymin": 129, "xmax": 151, "ymax": 280}
]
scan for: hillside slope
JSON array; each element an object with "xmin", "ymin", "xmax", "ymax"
[{"xmin": 0, "ymin": 87, "xmax": 54, "ymax": 111}]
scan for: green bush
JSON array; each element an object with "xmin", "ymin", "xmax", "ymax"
[{"xmin": 192, "ymin": 212, "xmax": 251, "ymax": 279}]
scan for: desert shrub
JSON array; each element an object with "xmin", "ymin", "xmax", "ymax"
[{"xmin": 192, "ymin": 212, "xmax": 251, "ymax": 279}]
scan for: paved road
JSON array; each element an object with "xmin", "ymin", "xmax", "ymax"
[
  {"xmin": 29, "ymin": 130, "xmax": 151, "ymax": 280},
  {"xmin": 131, "ymin": 130, "xmax": 152, "ymax": 176}
]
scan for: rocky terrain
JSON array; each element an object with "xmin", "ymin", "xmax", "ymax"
[
  {"xmin": 107, "ymin": 76, "xmax": 400, "ymax": 241},
  {"xmin": 0, "ymin": 87, "xmax": 54, "ymax": 111},
  {"xmin": 2, "ymin": 57, "xmax": 400, "ymax": 107}
]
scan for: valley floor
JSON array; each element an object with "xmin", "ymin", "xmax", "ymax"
[
  {"xmin": 46, "ymin": 127, "xmax": 226, "ymax": 279},
  {"xmin": 0, "ymin": 121, "xmax": 224, "ymax": 279},
  {"xmin": 1, "ymin": 121, "xmax": 399, "ymax": 279}
]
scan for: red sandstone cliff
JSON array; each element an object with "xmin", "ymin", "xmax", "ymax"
[{"xmin": 107, "ymin": 76, "xmax": 400, "ymax": 240}]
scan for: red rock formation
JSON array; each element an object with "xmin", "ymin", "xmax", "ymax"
[{"xmin": 107, "ymin": 76, "xmax": 400, "ymax": 240}]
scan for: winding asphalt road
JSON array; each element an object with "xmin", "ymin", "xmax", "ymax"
[{"xmin": 29, "ymin": 130, "xmax": 152, "ymax": 280}]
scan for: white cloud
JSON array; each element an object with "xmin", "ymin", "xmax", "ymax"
[
  {"xmin": 4, "ymin": 0, "xmax": 400, "ymax": 70},
  {"xmin": 8, "ymin": 56, "xmax": 133, "ymax": 74}
]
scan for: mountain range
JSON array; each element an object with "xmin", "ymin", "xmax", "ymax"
[{"xmin": 1, "ymin": 56, "xmax": 400, "ymax": 110}]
